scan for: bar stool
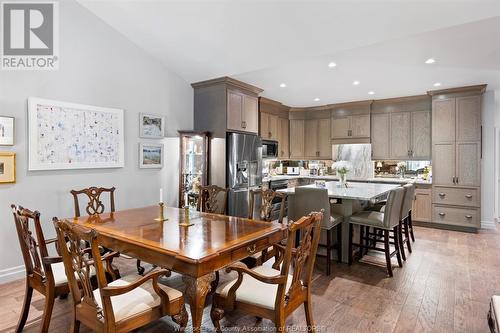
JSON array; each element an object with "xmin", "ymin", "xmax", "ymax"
[
  {"xmin": 348, "ymin": 187, "xmax": 405, "ymax": 277},
  {"xmin": 294, "ymin": 187, "xmax": 343, "ymax": 276},
  {"xmin": 400, "ymin": 183, "xmax": 415, "ymax": 254}
]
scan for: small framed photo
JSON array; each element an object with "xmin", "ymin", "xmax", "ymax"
[
  {"xmin": 0, "ymin": 116, "xmax": 14, "ymax": 146},
  {"xmin": 0, "ymin": 152, "xmax": 16, "ymax": 183},
  {"xmin": 139, "ymin": 143, "xmax": 163, "ymax": 169},
  {"xmin": 140, "ymin": 113, "xmax": 165, "ymax": 138}
]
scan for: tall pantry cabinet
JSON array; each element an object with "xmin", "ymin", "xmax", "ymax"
[{"xmin": 429, "ymin": 85, "xmax": 486, "ymax": 230}]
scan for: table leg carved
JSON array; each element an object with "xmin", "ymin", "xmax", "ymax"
[{"xmin": 183, "ymin": 272, "xmax": 216, "ymax": 332}]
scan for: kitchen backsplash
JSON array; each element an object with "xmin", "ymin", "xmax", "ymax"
[{"xmin": 332, "ymin": 144, "xmax": 374, "ymax": 179}]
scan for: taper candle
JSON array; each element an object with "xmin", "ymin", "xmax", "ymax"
[{"xmin": 160, "ymin": 188, "xmax": 163, "ymax": 203}]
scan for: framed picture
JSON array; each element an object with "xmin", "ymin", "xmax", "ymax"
[
  {"xmin": 0, "ymin": 152, "xmax": 16, "ymax": 183},
  {"xmin": 139, "ymin": 143, "xmax": 163, "ymax": 169},
  {"xmin": 140, "ymin": 113, "xmax": 165, "ymax": 138},
  {"xmin": 0, "ymin": 116, "xmax": 14, "ymax": 146},
  {"xmin": 28, "ymin": 97, "xmax": 125, "ymax": 170}
]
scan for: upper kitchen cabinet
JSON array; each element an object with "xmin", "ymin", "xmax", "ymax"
[
  {"xmin": 289, "ymin": 119, "xmax": 305, "ymax": 158},
  {"xmin": 259, "ymin": 97, "xmax": 290, "ymax": 158},
  {"xmin": 330, "ymin": 101, "xmax": 372, "ymax": 144},
  {"xmin": 288, "ymin": 108, "xmax": 331, "ymax": 160},
  {"xmin": 371, "ymin": 95, "xmax": 431, "ymax": 160},
  {"xmin": 192, "ymin": 77, "xmax": 263, "ymax": 138}
]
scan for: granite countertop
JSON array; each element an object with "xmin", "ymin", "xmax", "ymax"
[
  {"xmin": 262, "ymin": 175, "xmax": 431, "ymax": 185},
  {"xmin": 278, "ymin": 181, "xmax": 400, "ymax": 201}
]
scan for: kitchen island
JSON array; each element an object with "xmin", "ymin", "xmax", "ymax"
[{"xmin": 279, "ymin": 180, "xmax": 400, "ymax": 263}]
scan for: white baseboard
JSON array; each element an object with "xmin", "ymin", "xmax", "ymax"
[
  {"xmin": 0, "ymin": 265, "xmax": 25, "ymax": 284},
  {"xmin": 481, "ymin": 220, "xmax": 496, "ymax": 229}
]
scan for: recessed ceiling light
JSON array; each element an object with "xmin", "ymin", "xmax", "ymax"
[
  {"xmin": 279, "ymin": 83, "xmax": 287, "ymax": 88},
  {"xmin": 433, "ymin": 82, "xmax": 442, "ymax": 87},
  {"xmin": 314, "ymin": 98, "xmax": 320, "ymax": 102},
  {"xmin": 425, "ymin": 58, "xmax": 436, "ymax": 64},
  {"xmin": 328, "ymin": 62, "xmax": 337, "ymax": 68},
  {"xmin": 353, "ymin": 80, "xmax": 360, "ymax": 86},
  {"xmin": 368, "ymin": 91, "xmax": 375, "ymax": 95}
]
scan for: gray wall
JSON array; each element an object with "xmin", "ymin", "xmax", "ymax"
[{"xmin": 0, "ymin": 0, "xmax": 193, "ymax": 280}]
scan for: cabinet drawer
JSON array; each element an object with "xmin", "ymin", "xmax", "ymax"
[
  {"xmin": 432, "ymin": 187, "xmax": 479, "ymax": 207},
  {"xmin": 432, "ymin": 205, "xmax": 479, "ymax": 227},
  {"xmin": 231, "ymin": 238, "xmax": 269, "ymax": 261}
]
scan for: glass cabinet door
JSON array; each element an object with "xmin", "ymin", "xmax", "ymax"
[{"xmin": 179, "ymin": 131, "xmax": 209, "ymax": 208}]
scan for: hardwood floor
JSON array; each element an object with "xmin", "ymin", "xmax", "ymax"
[{"xmin": 1, "ymin": 225, "xmax": 498, "ymax": 332}]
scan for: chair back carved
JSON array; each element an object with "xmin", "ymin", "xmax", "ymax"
[
  {"xmin": 53, "ymin": 219, "xmax": 107, "ymax": 320},
  {"xmin": 71, "ymin": 186, "xmax": 116, "ymax": 217},
  {"xmin": 276, "ymin": 212, "xmax": 322, "ymax": 308},
  {"xmin": 11, "ymin": 205, "xmax": 52, "ymax": 282},
  {"xmin": 197, "ymin": 185, "xmax": 229, "ymax": 214},
  {"xmin": 248, "ymin": 189, "xmax": 287, "ymax": 223}
]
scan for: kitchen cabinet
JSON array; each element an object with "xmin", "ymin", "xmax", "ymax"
[
  {"xmin": 260, "ymin": 112, "xmax": 279, "ymax": 140},
  {"xmin": 331, "ymin": 115, "xmax": 370, "ymax": 139},
  {"xmin": 278, "ymin": 117, "xmax": 289, "ymax": 158},
  {"xmin": 411, "ymin": 111, "xmax": 431, "ymax": 159},
  {"xmin": 289, "ymin": 119, "xmax": 305, "ymax": 158},
  {"xmin": 304, "ymin": 118, "xmax": 331, "ymax": 159},
  {"xmin": 390, "ymin": 112, "xmax": 411, "ymax": 159},
  {"xmin": 227, "ymin": 90, "xmax": 258, "ymax": 133},
  {"xmin": 429, "ymin": 84, "xmax": 485, "ymax": 231},
  {"xmin": 371, "ymin": 113, "xmax": 390, "ymax": 159},
  {"xmin": 412, "ymin": 187, "xmax": 432, "ymax": 223}
]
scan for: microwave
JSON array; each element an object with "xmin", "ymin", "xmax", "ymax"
[{"xmin": 262, "ymin": 139, "xmax": 279, "ymax": 158}]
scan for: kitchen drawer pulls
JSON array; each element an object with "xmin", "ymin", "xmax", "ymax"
[
  {"xmin": 438, "ymin": 193, "xmax": 446, "ymax": 197},
  {"xmin": 438, "ymin": 212, "xmax": 446, "ymax": 217},
  {"xmin": 246, "ymin": 244, "xmax": 257, "ymax": 254},
  {"xmin": 465, "ymin": 194, "xmax": 473, "ymax": 199},
  {"xmin": 465, "ymin": 215, "xmax": 473, "ymax": 219}
]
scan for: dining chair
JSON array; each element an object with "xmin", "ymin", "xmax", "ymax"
[
  {"xmin": 53, "ymin": 218, "xmax": 188, "ymax": 333},
  {"xmin": 197, "ymin": 185, "xmax": 229, "ymax": 214},
  {"xmin": 210, "ymin": 212, "xmax": 323, "ymax": 333},
  {"xmin": 70, "ymin": 186, "xmax": 148, "ymax": 276},
  {"xmin": 244, "ymin": 188, "xmax": 287, "ymax": 267},
  {"xmin": 10, "ymin": 204, "xmax": 118, "ymax": 333},
  {"xmin": 348, "ymin": 187, "xmax": 405, "ymax": 277},
  {"xmin": 293, "ymin": 187, "xmax": 343, "ymax": 276}
]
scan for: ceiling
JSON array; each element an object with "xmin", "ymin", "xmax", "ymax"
[{"xmin": 78, "ymin": 0, "xmax": 500, "ymax": 106}]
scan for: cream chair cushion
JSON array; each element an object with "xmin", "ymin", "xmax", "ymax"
[
  {"xmin": 93, "ymin": 274, "xmax": 182, "ymax": 322},
  {"xmin": 51, "ymin": 261, "xmax": 98, "ymax": 286},
  {"xmin": 349, "ymin": 211, "xmax": 385, "ymax": 228},
  {"xmin": 216, "ymin": 265, "xmax": 293, "ymax": 310}
]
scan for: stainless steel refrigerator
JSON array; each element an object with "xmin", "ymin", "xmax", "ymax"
[{"xmin": 226, "ymin": 132, "xmax": 262, "ymax": 218}]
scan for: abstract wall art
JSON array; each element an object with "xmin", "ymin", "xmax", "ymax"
[
  {"xmin": 139, "ymin": 113, "xmax": 165, "ymax": 138},
  {"xmin": 0, "ymin": 116, "xmax": 14, "ymax": 146},
  {"xmin": 28, "ymin": 97, "xmax": 125, "ymax": 170}
]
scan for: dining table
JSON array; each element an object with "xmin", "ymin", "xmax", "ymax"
[
  {"xmin": 70, "ymin": 205, "xmax": 286, "ymax": 332},
  {"xmin": 279, "ymin": 180, "xmax": 401, "ymax": 263}
]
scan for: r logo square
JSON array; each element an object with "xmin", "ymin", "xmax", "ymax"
[{"xmin": 1, "ymin": 1, "xmax": 59, "ymax": 70}]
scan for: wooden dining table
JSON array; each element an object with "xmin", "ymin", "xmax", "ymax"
[{"xmin": 70, "ymin": 205, "xmax": 286, "ymax": 332}]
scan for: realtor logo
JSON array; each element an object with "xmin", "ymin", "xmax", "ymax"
[{"xmin": 1, "ymin": 1, "xmax": 59, "ymax": 70}]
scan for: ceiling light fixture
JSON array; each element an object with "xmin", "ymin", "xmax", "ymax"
[
  {"xmin": 368, "ymin": 91, "xmax": 375, "ymax": 95},
  {"xmin": 425, "ymin": 58, "xmax": 436, "ymax": 64},
  {"xmin": 433, "ymin": 82, "xmax": 442, "ymax": 87},
  {"xmin": 328, "ymin": 62, "xmax": 337, "ymax": 68},
  {"xmin": 279, "ymin": 83, "xmax": 287, "ymax": 88},
  {"xmin": 314, "ymin": 98, "xmax": 320, "ymax": 102},
  {"xmin": 353, "ymin": 80, "xmax": 360, "ymax": 86}
]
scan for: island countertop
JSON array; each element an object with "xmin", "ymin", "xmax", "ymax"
[
  {"xmin": 263, "ymin": 175, "xmax": 431, "ymax": 185},
  {"xmin": 278, "ymin": 180, "xmax": 400, "ymax": 201}
]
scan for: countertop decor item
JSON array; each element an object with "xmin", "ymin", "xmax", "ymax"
[{"xmin": 333, "ymin": 160, "xmax": 351, "ymax": 187}]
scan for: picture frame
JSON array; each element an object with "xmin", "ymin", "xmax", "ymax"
[
  {"xmin": 0, "ymin": 152, "xmax": 16, "ymax": 183},
  {"xmin": 0, "ymin": 116, "xmax": 14, "ymax": 146},
  {"xmin": 139, "ymin": 143, "xmax": 164, "ymax": 169},
  {"xmin": 28, "ymin": 97, "xmax": 125, "ymax": 171},
  {"xmin": 139, "ymin": 113, "xmax": 165, "ymax": 139}
]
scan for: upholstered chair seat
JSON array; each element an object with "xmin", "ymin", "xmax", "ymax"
[
  {"xmin": 51, "ymin": 261, "xmax": 97, "ymax": 286},
  {"xmin": 348, "ymin": 211, "xmax": 385, "ymax": 227}
]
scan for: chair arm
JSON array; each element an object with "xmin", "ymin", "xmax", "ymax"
[
  {"xmin": 100, "ymin": 269, "xmax": 170, "ymax": 297},
  {"xmin": 100, "ymin": 251, "xmax": 120, "ymax": 262},
  {"xmin": 42, "ymin": 256, "xmax": 62, "ymax": 265},
  {"xmin": 226, "ymin": 262, "xmax": 287, "ymax": 285}
]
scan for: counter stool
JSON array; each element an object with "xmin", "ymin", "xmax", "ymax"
[
  {"xmin": 294, "ymin": 187, "xmax": 343, "ymax": 276},
  {"xmin": 348, "ymin": 187, "xmax": 405, "ymax": 277}
]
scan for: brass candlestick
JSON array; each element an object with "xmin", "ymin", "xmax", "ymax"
[
  {"xmin": 154, "ymin": 202, "xmax": 168, "ymax": 222},
  {"xmin": 179, "ymin": 206, "xmax": 194, "ymax": 227}
]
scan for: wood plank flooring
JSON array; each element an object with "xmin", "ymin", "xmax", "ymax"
[{"xmin": 1, "ymin": 225, "xmax": 498, "ymax": 332}]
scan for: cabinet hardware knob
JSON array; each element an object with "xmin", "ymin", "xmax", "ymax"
[
  {"xmin": 439, "ymin": 193, "xmax": 446, "ymax": 197},
  {"xmin": 465, "ymin": 215, "xmax": 472, "ymax": 219},
  {"xmin": 465, "ymin": 194, "xmax": 472, "ymax": 199},
  {"xmin": 438, "ymin": 212, "xmax": 446, "ymax": 217},
  {"xmin": 246, "ymin": 244, "xmax": 257, "ymax": 254},
  {"xmin": 456, "ymin": 177, "xmax": 459, "ymax": 184}
]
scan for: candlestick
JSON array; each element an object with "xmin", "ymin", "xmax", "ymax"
[
  {"xmin": 154, "ymin": 202, "xmax": 168, "ymax": 222},
  {"xmin": 179, "ymin": 205, "xmax": 194, "ymax": 227},
  {"xmin": 160, "ymin": 188, "xmax": 163, "ymax": 204}
]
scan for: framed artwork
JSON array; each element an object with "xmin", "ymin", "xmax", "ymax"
[
  {"xmin": 0, "ymin": 152, "xmax": 16, "ymax": 183},
  {"xmin": 139, "ymin": 113, "xmax": 165, "ymax": 138},
  {"xmin": 139, "ymin": 143, "xmax": 163, "ymax": 169},
  {"xmin": 0, "ymin": 116, "xmax": 14, "ymax": 146},
  {"xmin": 28, "ymin": 97, "xmax": 125, "ymax": 171}
]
